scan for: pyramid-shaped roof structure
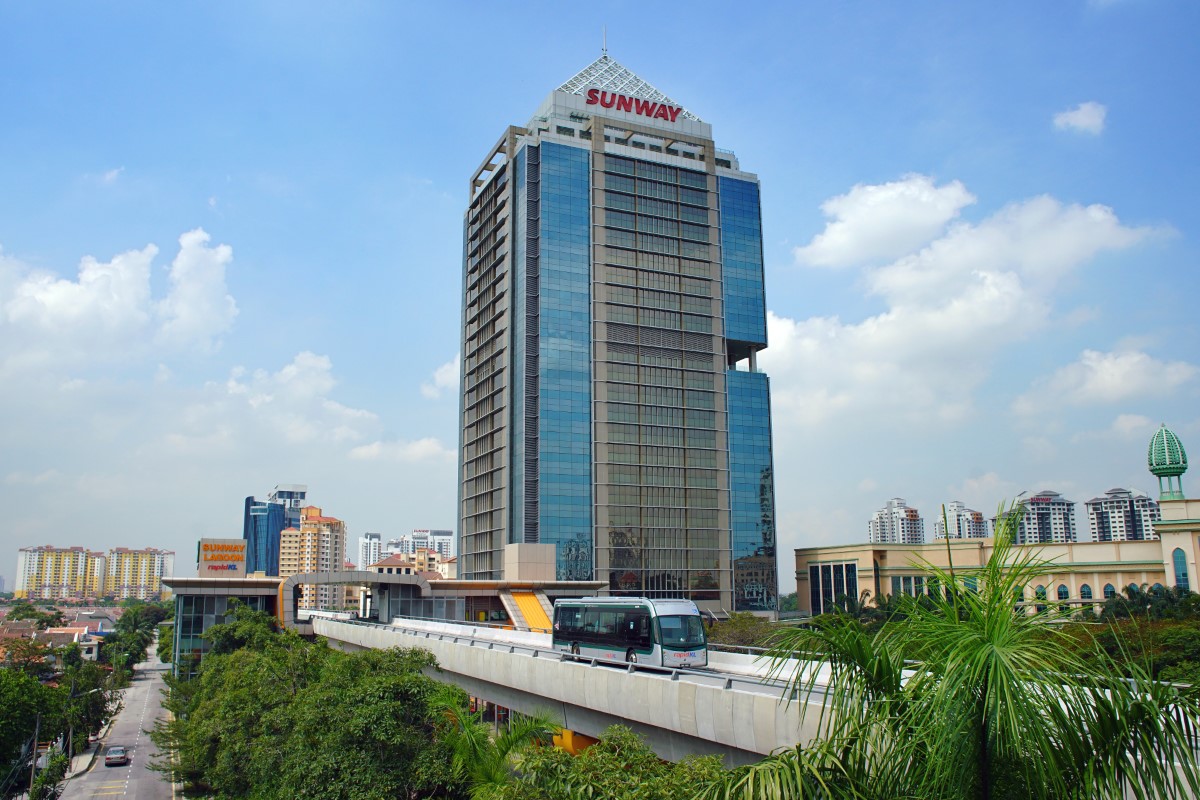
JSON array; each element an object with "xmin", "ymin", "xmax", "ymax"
[{"xmin": 558, "ymin": 55, "xmax": 701, "ymax": 122}]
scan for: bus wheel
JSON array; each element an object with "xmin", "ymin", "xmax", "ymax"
[
  {"xmin": 625, "ymin": 649, "xmax": 637, "ymax": 664},
  {"xmin": 570, "ymin": 643, "xmax": 580, "ymax": 656}
]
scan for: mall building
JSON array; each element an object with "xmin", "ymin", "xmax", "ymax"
[
  {"xmin": 795, "ymin": 425, "xmax": 1197, "ymax": 616},
  {"xmin": 457, "ymin": 54, "xmax": 778, "ymax": 614}
]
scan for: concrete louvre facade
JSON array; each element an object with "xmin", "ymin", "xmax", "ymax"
[{"xmin": 456, "ymin": 55, "xmax": 778, "ymax": 613}]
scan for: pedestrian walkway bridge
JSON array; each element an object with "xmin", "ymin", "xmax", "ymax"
[{"xmin": 313, "ymin": 616, "xmax": 823, "ymax": 765}]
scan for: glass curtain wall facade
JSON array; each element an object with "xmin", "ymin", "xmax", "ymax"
[
  {"xmin": 243, "ymin": 497, "xmax": 285, "ymax": 576},
  {"xmin": 458, "ymin": 57, "xmax": 778, "ymax": 612}
]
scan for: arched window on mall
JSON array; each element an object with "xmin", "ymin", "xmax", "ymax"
[
  {"xmin": 1174, "ymin": 548, "xmax": 1190, "ymax": 590},
  {"xmin": 1034, "ymin": 585, "xmax": 1048, "ymax": 614},
  {"xmin": 1057, "ymin": 585, "xmax": 1069, "ymax": 600},
  {"xmin": 1080, "ymin": 584, "xmax": 1093, "ymax": 600},
  {"xmin": 1103, "ymin": 584, "xmax": 1116, "ymax": 599}
]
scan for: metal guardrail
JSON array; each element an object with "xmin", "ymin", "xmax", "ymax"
[{"xmin": 315, "ymin": 617, "xmax": 800, "ymax": 701}]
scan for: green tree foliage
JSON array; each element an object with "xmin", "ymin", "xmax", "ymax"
[
  {"xmin": 778, "ymin": 593, "xmax": 798, "ymax": 613},
  {"xmin": 29, "ymin": 751, "xmax": 68, "ymax": 800},
  {"xmin": 4, "ymin": 637, "xmax": 53, "ymax": 678},
  {"xmin": 437, "ymin": 703, "xmax": 557, "ymax": 799},
  {"xmin": 152, "ymin": 601, "xmax": 468, "ymax": 799},
  {"xmin": 61, "ymin": 661, "xmax": 119, "ymax": 755},
  {"xmin": 5, "ymin": 602, "xmax": 65, "ymax": 630},
  {"xmin": 505, "ymin": 725, "xmax": 724, "ymax": 800},
  {"xmin": 155, "ymin": 626, "xmax": 173, "ymax": 665},
  {"xmin": 705, "ymin": 612, "xmax": 774, "ymax": 648},
  {"xmin": 700, "ymin": 502, "xmax": 1200, "ymax": 800},
  {"xmin": 0, "ymin": 670, "xmax": 63, "ymax": 787}
]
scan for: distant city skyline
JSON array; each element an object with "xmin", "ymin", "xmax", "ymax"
[{"xmin": 2, "ymin": 3, "xmax": 1198, "ymax": 592}]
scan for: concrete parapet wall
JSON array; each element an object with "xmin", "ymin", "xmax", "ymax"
[{"xmin": 315, "ymin": 618, "xmax": 820, "ymax": 765}]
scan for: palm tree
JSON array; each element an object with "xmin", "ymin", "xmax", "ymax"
[
  {"xmin": 699, "ymin": 501, "xmax": 1200, "ymax": 800},
  {"xmin": 437, "ymin": 701, "xmax": 558, "ymax": 800}
]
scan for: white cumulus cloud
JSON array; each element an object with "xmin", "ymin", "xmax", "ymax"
[
  {"xmin": 763, "ymin": 185, "xmax": 1155, "ymax": 430},
  {"xmin": 1013, "ymin": 349, "xmax": 1198, "ymax": 415},
  {"xmin": 1054, "ymin": 101, "xmax": 1107, "ymax": 135},
  {"xmin": 794, "ymin": 174, "xmax": 976, "ymax": 268},
  {"xmin": 0, "ymin": 229, "xmax": 238, "ymax": 374},
  {"xmin": 155, "ymin": 229, "xmax": 238, "ymax": 352},
  {"xmin": 348, "ymin": 438, "xmax": 453, "ymax": 462},
  {"xmin": 420, "ymin": 354, "xmax": 461, "ymax": 399}
]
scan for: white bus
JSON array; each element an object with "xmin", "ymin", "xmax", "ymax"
[{"xmin": 551, "ymin": 597, "xmax": 708, "ymax": 667}]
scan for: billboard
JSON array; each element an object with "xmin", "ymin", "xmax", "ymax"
[{"xmin": 197, "ymin": 538, "xmax": 247, "ymax": 577}]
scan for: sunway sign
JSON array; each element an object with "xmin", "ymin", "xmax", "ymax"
[
  {"xmin": 197, "ymin": 538, "xmax": 247, "ymax": 576},
  {"xmin": 585, "ymin": 89, "xmax": 683, "ymax": 123}
]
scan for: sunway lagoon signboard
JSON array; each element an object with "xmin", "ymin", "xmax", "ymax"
[
  {"xmin": 197, "ymin": 538, "xmax": 246, "ymax": 576},
  {"xmin": 585, "ymin": 89, "xmax": 683, "ymax": 123}
]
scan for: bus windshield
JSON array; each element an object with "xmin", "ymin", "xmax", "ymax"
[{"xmin": 657, "ymin": 614, "xmax": 706, "ymax": 649}]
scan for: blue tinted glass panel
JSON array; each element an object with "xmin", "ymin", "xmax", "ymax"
[
  {"xmin": 726, "ymin": 369, "xmax": 777, "ymax": 610},
  {"xmin": 244, "ymin": 499, "xmax": 284, "ymax": 576},
  {"xmin": 510, "ymin": 146, "xmax": 527, "ymax": 543},
  {"xmin": 538, "ymin": 142, "xmax": 593, "ymax": 580},
  {"xmin": 719, "ymin": 177, "xmax": 767, "ymax": 346}
]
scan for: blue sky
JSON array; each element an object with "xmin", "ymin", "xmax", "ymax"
[{"xmin": 2, "ymin": 1, "xmax": 1197, "ymax": 592}]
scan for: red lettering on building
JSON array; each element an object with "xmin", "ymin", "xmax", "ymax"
[{"xmin": 585, "ymin": 89, "xmax": 682, "ymax": 123}]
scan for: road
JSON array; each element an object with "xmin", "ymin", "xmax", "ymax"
[{"xmin": 61, "ymin": 642, "xmax": 174, "ymax": 800}]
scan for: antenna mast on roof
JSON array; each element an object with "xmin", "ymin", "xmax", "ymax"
[{"xmin": 602, "ymin": 26, "xmax": 607, "ymax": 57}]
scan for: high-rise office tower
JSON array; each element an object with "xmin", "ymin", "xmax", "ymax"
[
  {"xmin": 457, "ymin": 55, "xmax": 778, "ymax": 612},
  {"xmin": 868, "ymin": 498, "xmax": 926, "ymax": 545},
  {"xmin": 243, "ymin": 483, "xmax": 307, "ymax": 576},
  {"xmin": 1085, "ymin": 488, "xmax": 1160, "ymax": 542}
]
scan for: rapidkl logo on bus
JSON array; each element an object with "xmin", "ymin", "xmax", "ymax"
[{"xmin": 585, "ymin": 89, "xmax": 683, "ymax": 123}]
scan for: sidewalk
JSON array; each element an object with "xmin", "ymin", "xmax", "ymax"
[{"xmin": 65, "ymin": 710, "xmax": 116, "ymax": 778}]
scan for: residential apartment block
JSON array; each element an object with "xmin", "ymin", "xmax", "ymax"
[
  {"xmin": 14, "ymin": 545, "xmax": 173, "ymax": 600},
  {"xmin": 868, "ymin": 498, "xmax": 925, "ymax": 545},
  {"xmin": 1085, "ymin": 488, "xmax": 1160, "ymax": 542},
  {"xmin": 994, "ymin": 490, "xmax": 1077, "ymax": 544},
  {"xmin": 279, "ymin": 506, "xmax": 346, "ymax": 610},
  {"xmin": 106, "ymin": 547, "xmax": 174, "ymax": 601},
  {"xmin": 932, "ymin": 500, "xmax": 988, "ymax": 540},
  {"xmin": 14, "ymin": 546, "xmax": 106, "ymax": 600}
]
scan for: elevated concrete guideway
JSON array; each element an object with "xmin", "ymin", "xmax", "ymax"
[{"xmin": 314, "ymin": 617, "xmax": 821, "ymax": 765}]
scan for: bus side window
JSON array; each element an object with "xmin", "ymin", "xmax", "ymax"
[{"xmin": 625, "ymin": 610, "xmax": 651, "ymax": 648}]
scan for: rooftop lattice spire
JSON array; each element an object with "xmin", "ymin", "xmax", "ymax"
[{"xmin": 558, "ymin": 55, "xmax": 701, "ymax": 122}]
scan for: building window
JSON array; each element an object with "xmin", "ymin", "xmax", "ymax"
[
  {"xmin": 1080, "ymin": 584, "xmax": 1092, "ymax": 600},
  {"xmin": 1174, "ymin": 548, "xmax": 1190, "ymax": 590},
  {"xmin": 1056, "ymin": 585, "xmax": 1069, "ymax": 601},
  {"xmin": 555, "ymin": 126, "xmax": 576, "ymax": 137},
  {"xmin": 1103, "ymin": 583, "xmax": 1115, "ymax": 599}
]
